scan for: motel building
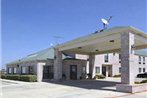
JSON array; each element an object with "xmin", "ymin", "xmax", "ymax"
[{"xmin": 6, "ymin": 26, "xmax": 147, "ymax": 93}]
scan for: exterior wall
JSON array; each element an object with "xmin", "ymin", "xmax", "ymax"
[
  {"xmin": 6, "ymin": 53, "xmax": 147, "ymax": 81},
  {"xmin": 6, "ymin": 59, "xmax": 86, "ymax": 81},
  {"xmin": 136, "ymin": 55, "xmax": 147, "ymax": 73},
  {"xmin": 76, "ymin": 53, "xmax": 147, "ymax": 77},
  {"xmin": 6, "ymin": 61, "xmax": 38, "ymax": 75},
  {"xmin": 6, "ymin": 60, "xmax": 54, "ymax": 74},
  {"xmin": 63, "ymin": 60, "xmax": 87, "ymax": 80},
  {"xmin": 94, "ymin": 53, "xmax": 121, "ymax": 76}
]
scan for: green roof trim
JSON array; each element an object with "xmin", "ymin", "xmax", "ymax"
[
  {"xmin": 135, "ymin": 49, "xmax": 147, "ymax": 57},
  {"xmin": 7, "ymin": 47, "xmax": 74, "ymax": 65}
]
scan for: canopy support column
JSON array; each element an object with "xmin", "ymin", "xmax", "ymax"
[
  {"xmin": 116, "ymin": 32, "xmax": 137, "ymax": 92},
  {"xmin": 89, "ymin": 54, "xmax": 95, "ymax": 79},
  {"xmin": 54, "ymin": 48, "xmax": 63, "ymax": 81}
]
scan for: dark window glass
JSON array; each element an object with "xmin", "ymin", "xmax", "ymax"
[
  {"xmin": 119, "ymin": 67, "xmax": 121, "ymax": 73},
  {"xmin": 104, "ymin": 54, "xmax": 109, "ymax": 62},
  {"xmin": 143, "ymin": 68, "xmax": 145, "ymax": 72},
  {"xmin": 139, "ymin": 56, "xmax": 141, "ymax": 64},
  {"xmin": 139, "ymin": 68, "xmax": 142, "ymax": 73},
  {"xmin": 95, "ymin": 67, "xmax": 100, "ymax": 74},
  {"xmin": 143, "ymin": 57, "xmax": 145, "ymax": 64},
  {"xmin": 28, "ymin": 66, "xmax": 34, "ymax": 74}
]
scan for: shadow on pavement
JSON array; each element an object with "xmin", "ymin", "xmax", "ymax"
[{"xmin": 44, "ymin": 79, "xmax": 121, "ymax": 92}]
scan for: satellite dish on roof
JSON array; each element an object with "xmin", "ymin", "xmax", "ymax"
[
  {"xmin": 101, "ymin": 16, "xmax": 112, "ymax": 29},
  {"xmin": 101, "ymin": 18, "xmax": 109, "ymax": 25}
]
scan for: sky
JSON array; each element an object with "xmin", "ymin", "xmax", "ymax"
[{"xmin": 1, "ymin": 0, "xmax": 147, "ymax": 69}]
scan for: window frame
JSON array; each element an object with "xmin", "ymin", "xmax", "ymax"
[
  {"xmin": 138, "ymin": 56, "xmax": 141, "ymax": 64},
  {"xmin": 21, "ymin": 67, "xmax": 26, "ymax": 74},
  {"xmin": 143, "ymin": 68, "xmax": 146, "ymax": 72},
  {"xmin": 13, "ymin": 67, "xmax": 17, "ymax": 74},
  {"xmin": 143, "ymin": 57, "xmax": 145, "ymax": 64},
  {"xmin": 8, "ymin": 68, "xmax": 12, "ymax": 74},
  {"xmin": 104, "ymin": 54, "xmax": 109, "ymax": 62},
  {"xmin": 139, "ymin": 68, "xmax": 142, "ymax": 73},
  {"xmin": 95, "ymin": 66, "xmax": 100, "ymax": 74}
]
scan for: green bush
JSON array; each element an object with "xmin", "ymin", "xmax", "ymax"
[
  {"xmin": 140, "ymin": 79, "xmax": 147, "ymax": 83},
  {"xmin": 1, "ymin": 75, "xmax": 6, "ymax": 79},
  {"xmin": 113, "ymin": 74, "xmax": 121, "ymax": 78},
  {"xmin": 20, "ymin": 75, "xmax": 37, "ymax": 82},
  {"xmin": 135, "ymin": 79, "xmax": 147, "ymax": 84},
  {"xmin": 94, "ymin": 74, "xmax": 105, "ymax": 79},
  {"xmin": 6, "ymin": 75, "xmax": 20, "ymax": 80},
  {"xmin": 1, "ymin": 74, "xmax": 37, "ymax": 82},
  {"xmin": 135, "ymin": 82, "xmax": 141, "ymax": 84}
]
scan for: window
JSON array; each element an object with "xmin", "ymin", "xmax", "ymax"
[
  {"xmin": 119, "ymin": 54, "xmax": 121, "ymax": 60},
  {"xmin": 95, "ymin": 67, "xmax": 100, "ymax": 74},
  {"xmin": 113, "ymin": 53, "xmax": 115, "ymax": 56},
  {"xmin": 143, "ymin": 57, "xmax": 145, "ymax": 64},
  {"xmin": 143, "ymin": 68, "xmax": 146, "ymax": 72},
  {"xmin": 21, "ymin": 67, "xmax": 26, "ymax": 74},
  {"xmin": 8, "ymin": 68, "xmax": 12, "ymax": 74},
  {"xmin": 104, "ymin": 54, "xmax": 109, "ymax": 62},
  {"xmin": 13, "ymin": 68, "xmax": 17, "ymax": 74},
  {"xmin": 139, "ymin": 68, "xmax": 142, "ymax": 73},
  {"xmin": 119, "ymin": 67, "xmax": 121, "ymax": 73},
  {"xmin": 28, "ymin": 66, "xmax": 34, "ymax": 74},
  {"xmin": 139, "ymin": 56, "xmax": 141, "ymax": 64},
  {"xmin": 119, "ymin": 54, "xmax": 121, "ymax": 63}
]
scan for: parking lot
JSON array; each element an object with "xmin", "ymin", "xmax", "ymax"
[{"xmin": 1, "ymin": 78, "xmax": 147, "ymax": 98}]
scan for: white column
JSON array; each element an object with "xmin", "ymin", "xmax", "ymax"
[
  {"xmin": 89, "ymin": 54, "xmax": 95, "ymax": 79},
  {"xmin": 54, "ymin": 48, "xmax": 63, "ymax": 80},
  {"xmin": 37, "ymin": 63, "xmax": 45, "ymax": 82},
  {"xmin": 120, "ymin": 32, "xmax": 136, "ymax": 84}
]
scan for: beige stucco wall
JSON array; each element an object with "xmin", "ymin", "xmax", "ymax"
[
  {"xmin": 63, "ymin": 60, "xmax": 87, "ymax": 80},
  {"xmin": 76, "ymin": 53, "xmax": 147, "ymax": 77},
  {"xmin": 6, "ymin": 53, "xmax": 147, "ymax": 81}
]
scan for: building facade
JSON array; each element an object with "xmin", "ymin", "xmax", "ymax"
[
  {"xmin": 76, "ymin": 52, "xmax": 147, "ymax": 78},
  {"xmin": 6, "ymin": 48, "xmax": 87, "ymax": 82},
  {"xmin": 6, "ymin": 48, "xmax": 147, "ymax": 82},
  {"xmin": 5, "ymin": 26, "xmax": 147, "ymax": 93}
]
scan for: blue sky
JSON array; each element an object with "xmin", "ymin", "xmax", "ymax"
[{"xmin": 1, "ymin": 0, "xmax": 147, "ymax": 69}]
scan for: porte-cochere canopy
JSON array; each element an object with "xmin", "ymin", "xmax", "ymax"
[
  {"xmin": 57, "ymin": 26, "xmax": 147, "ymax": 54},
  {"xmin": 53, "ymin": 26, "xmax": 147, "ymax": 93}
]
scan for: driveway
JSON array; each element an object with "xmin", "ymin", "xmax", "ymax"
[{"xmin": 1, "ymin": 78, "xmax": 147, "ymax": 98}]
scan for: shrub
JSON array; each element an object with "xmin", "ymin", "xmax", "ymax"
[
  {"xmin": 113, "ymin": 74, "xmax": 121, "ymax": 78},
  {"xmin": 135, "ymin": 82, "xmax": 141, "ymax": 84},
  {"xmin": 135, "ymin": 79, "xmax": 147, "ymax": 84},
  {"xmin": 1, "ymin": 75, "xmax": 6, "ymax": 79},
  {"xmin": 94, "ymin": 74, "xmax": 105, "ymax": 79},
  {"xmin": 20, "ymin": 75, "xmax": 37, "ymax": 82},
  {"xmin": 140, "ymin": 79, "xmax": 147, "ymax": 83},
  {"xmin": 1, "ymin": 74, "xmax": 37, "ymax": 82},
  {"xmin": 6, "ymin": 75, "xmax": 20, "ymax": 80}
]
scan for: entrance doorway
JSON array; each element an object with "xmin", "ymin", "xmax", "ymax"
[
  {"xmin": 43, "ymin": 65, "xmax": 53, "ymax": 79},
  {"xmin": 70, "ymin": 65, "xmax": 77, "ymax": 80},
  {"xmin": 102, "ymin": 65, "xmax": 112, "ymax": 77}
]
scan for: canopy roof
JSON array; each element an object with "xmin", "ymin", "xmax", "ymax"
[{"xmin": 58, "ymin": 26, "xmax": 147, "ymax": 55}]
